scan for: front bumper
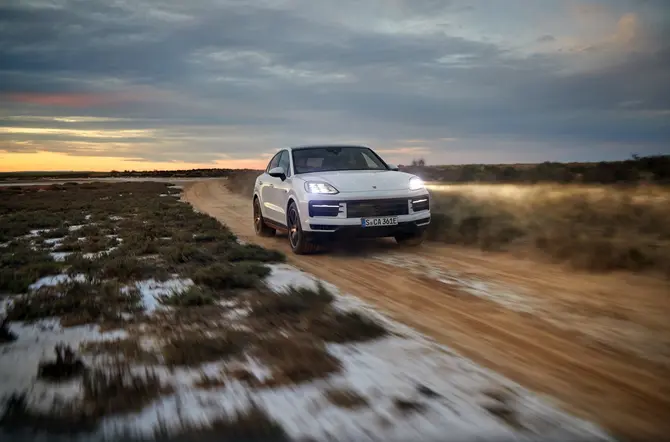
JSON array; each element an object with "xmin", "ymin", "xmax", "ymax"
[
  {"xmin": 297, "ymin": 191, "xmax": 431, "ymax": 235},
  {"xmin": 306, "ymin": 216, "xmax": 431, "ymax": 240}
]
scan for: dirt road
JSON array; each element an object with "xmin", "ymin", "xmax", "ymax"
[{"xmin": 184, "ymin": 179, "xmax": 670, "ymax": 442}]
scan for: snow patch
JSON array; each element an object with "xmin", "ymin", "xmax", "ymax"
[
  {"xmin": 83, "ymin": 247, "xmax": 118, "ymax": 260},
  {"xmin": 109, "ymin": 215, "xmax": 124, "ymax": 221},
  {"xmin": 29, "ymin": 274, "xmax": 87, "ymax": 290},
  {"xmin": 264, "ymin": 264, "xmax": 339, "ymax": 294},
  {"xmin": 50, "ymin": 252, "xmax": 72, "ymax": 262},
  {"xmin": 26, "ymin": 228, "xmax": 52, "ymax": 238},
  {"xmin": 0, "ymin": 320, "xmax": 126, "ymax": 414},
  {"xmin": 126, "ymin": 278, "xmax": 195, "ymax": 313}
]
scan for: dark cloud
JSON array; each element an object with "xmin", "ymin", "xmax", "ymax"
[
  {"xmin": 537, "ymin": 35, "xmax": 556, "ymax": 43},
  {"xmin": 1, "ymin": 0, "xmax": 669, "ymax": 166}
]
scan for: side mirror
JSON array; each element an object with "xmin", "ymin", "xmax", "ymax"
[
  {"xmin": 388, "ymin": 164, "xmax": 399, "ymax": 171},
  {"xmin": 268, "ymin": 167, "xmax": 286, "ymax": 181}
]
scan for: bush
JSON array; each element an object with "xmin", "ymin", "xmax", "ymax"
[
  {"xmin": 162, "ymin": 286, "xmax": 215, "ymax": 307},
  {"xmin": 428, "ymin": 184, "xmax": 670, "ymax": 274},
  {"xmin": 193, "ymin": 262, "xmax": 270, "ymax": 290}
]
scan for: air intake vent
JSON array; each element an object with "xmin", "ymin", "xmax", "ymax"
[
  {"xmin": 309, "ymin": 201, "xmax": 341, "ymax": 217},
  {"xmin": 346, "ymin": 198, "xmax": 409, "ymax": 218},
  {"xmin": 411, "ymin": 197, "xmax": 429, "ymax": 212}
]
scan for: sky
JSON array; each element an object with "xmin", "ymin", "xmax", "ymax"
[{"xmin": 1, "ymin": 0, "xmax": 669, "ymax": 171}]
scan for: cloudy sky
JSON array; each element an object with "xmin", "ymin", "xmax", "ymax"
[{"xmin": 1, "ymin": 0, "xmax": 668, "ymax": 171}]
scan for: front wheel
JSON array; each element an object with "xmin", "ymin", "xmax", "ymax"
[
  {"xmin": 253, "ymin": 198, "xmax": 275, "ymax": 237},
  {"xmin": 287, "ymin": 202, "xmax": 318, "ymax": 254},
  {"xmin": 394, "ymin": 231, "xmax": 425, "ymax": 247}
]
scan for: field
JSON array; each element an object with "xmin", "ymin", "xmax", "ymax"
[
  {"xmin": 0, "ymin": 182, "xmax": 614, "ymax": 441},
  {"xmin": 427, "ymin": 183, "xmax": 670, "ymax": 275}
]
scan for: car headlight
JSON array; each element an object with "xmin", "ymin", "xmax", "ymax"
[
  {"xmin": 409, "ymin": 177, "xmax": 424, "ymax": 191},
  {"xmin": 305, "ymin": 181, "xmax": 339, "ymax": 194}
]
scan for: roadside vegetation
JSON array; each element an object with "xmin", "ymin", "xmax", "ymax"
[
  {"xmin": 402, "ymin": 154, "xmax": 670, "ymax": 185},
  {"xmin": 427, "ymin": 184, "xmax": 670, "ymax": 275},
  {"xmin": 0, "ymin": 181, "xmax": 390, "ymax": 439}
]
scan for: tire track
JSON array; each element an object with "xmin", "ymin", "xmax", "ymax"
[{"xmin": 184, "ymin": 179, "xmax": 670, "ymax": 442}]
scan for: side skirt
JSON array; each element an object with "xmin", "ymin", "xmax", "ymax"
[{"xmin": 264, "ymin": 218, "xmax": 289, "ymax": 233}]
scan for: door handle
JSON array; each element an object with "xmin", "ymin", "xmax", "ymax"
[
  {"xmin": 258, "ymin": 180, "xmax": 264, "ymax": 185},
  {"xmin": 268, "ymin": 184, "xmax": 274, "ymax": 188}
]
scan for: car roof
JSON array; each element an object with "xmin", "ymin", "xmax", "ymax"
[{"xmin": 288, "ymin": 144, "xmax": 370, "ymax": 151}]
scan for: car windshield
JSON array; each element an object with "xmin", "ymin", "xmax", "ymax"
[{"xmin": 292, "ymin": 146, "xmax": 388, "ymax": 174}]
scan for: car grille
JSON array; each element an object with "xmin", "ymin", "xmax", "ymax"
[{"xmin": 346, "ymin": 198, "xmax": 409, "ymax": 218}]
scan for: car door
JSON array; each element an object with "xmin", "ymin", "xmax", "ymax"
[
  {"xmin": 260, "ymin": 152, "xmax": 282, "ymax": 222},
  {"xmin": 272, "ymin": 150, "xmax": 293, "ymax": 222}
]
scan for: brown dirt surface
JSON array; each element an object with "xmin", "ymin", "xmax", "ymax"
[{"xmin": 183, "ymin": 179, "xmax": 670, "ymax": 442}]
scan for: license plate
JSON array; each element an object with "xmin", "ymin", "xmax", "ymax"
[{"xmin": 361, "ymin": 216, "xmax": 398, "ymax": 227}]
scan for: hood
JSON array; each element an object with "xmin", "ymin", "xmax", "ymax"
[{"xmin": 298, "ymin": 170, "xmax": 415, "ymax": 193}]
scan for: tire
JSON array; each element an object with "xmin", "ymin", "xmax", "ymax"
[
  {"xmin": 287, "ymin": 202, "xmax": 318, "ymax": 254},
  {"xmin": 394, "ymin": 231, "xmax": 425, "ymax": 247},
  {"xmin": 253, "ymin": 197, "xmax": 275, "ymax": 237}
]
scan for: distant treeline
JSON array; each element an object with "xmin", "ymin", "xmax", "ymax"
[
  {"xmin": 400, "ymin": 155, "xmax": 670, "ymax": 185},
  {"xmin": 2, "ymin": 155, "xmax": 668, "ymax": 185}
]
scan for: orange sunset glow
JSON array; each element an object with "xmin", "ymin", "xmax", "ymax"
[{"xmin": 0, "ymin": 151, "xmax": 266, "ymax": 172}]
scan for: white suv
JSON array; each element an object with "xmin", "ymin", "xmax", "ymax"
[{"xmin": 252, "ymin": 145, "xmax": 431, "ymax": 254}]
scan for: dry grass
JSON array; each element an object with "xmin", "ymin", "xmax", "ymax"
[
  {"xmin": 250, "ymin": 283, "xmax": 334, "ymax": 319},
  {"xmin": 225, "ymin": 170, "xmax": 262, "ymax": 198},
  {"xmin": 152, "ymin": 403, "xmax": 289, "ymax": 441},
  {"xmin": 481, "ymin": 386, "xmax": 523, "ymax": 430},
  {"xmin": 194, "ymin": 373, "xmax": 226, "ymax": 390},
  {"xmin": 428, "ymin": 184, "xmax": 670, "ymax": 275},
  {"xmin": 307, "ymin": 311, "xmax": 388, "ymax": 344},
  {"xmin": 0, "ymin": 365, "xmax": 173, "ymax": 434},
  {"xmin": 192, "ymin": 262, "xmax": 270, "ymax": 290},
  {"xmin": 249, "ymin": 284, "xmax": 388, "ymax": 345},
  {"xmin": 81, "ymin": 365, "xmax": 173, "ymax": 419},
  {"xmin": 38, "ymin": 344, "xmax": 87, "ymax": 382},
  {"xmin": 81, "ymin": 338, "xmax": 160, "ymax": 364},
  {"xmin": 393, "ymin": 397, "xmax": 426, "ymax": 414},
  {"xmin": 324, "ymin": 388, "xmax": 369, "ymax": 409},
  {"xmin": 0, "ymin": 242, "xmax": 65, "ymax": 293},
  {"xmin": 162, "ymin": 331, "xmax": 250, "ymax": 367},
  {"xmin": 221, "ymin": 243, "xmax": 286, "ymax": 263},
  {"xmin": 162, "ymin": 286, "xmax": 216, "ymax": 307},
  {"xmin": 416, "ymin": 383, "xmax": 442, "ymax": 398},
  {"xmin": 253, "ymin": 337, "xmax": 341, "ymax": 388},
  {"xmin": 0, "ymin": 316, "xmax": 17, "ymax": 343},
  {"xmin": 6, "ymin": 281, "xmax": 142, "ymax": 327}
]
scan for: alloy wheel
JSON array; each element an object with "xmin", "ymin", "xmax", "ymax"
[
  {"xmin": 288, "ymin": 206, "xmax": 300, "ymax": 248},
  {"xmin": 253, "ymin": 200, "xmax": 262, "ymax": 233}
]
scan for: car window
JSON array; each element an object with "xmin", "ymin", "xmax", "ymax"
[
  {"xmin": 292, "ymin": 146, "xmax": 388, "ymax": 174},
  {"xmin": 266, "ymin": 152, "xmax": 281, "ymax": 172},
  {"xmin": 278, "ymin": 150, "xmax": 291, "ymax": 177},
  {"xmin": 361, "ymin": 151, "xmax": 381, "ymax": 169}
]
